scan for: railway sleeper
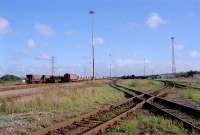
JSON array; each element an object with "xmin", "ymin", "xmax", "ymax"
[{"xmin": 144, "ymin": 102, "xmax": 200, "ymax": 133}]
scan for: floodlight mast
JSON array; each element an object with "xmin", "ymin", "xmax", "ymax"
[
  {"xmin": 171, "ymin": 37, "xmax": 176, "ymax": 74},
  {"xmin": 51, "ymin": 56, "xmax": 55, "ymax": 76},
  {"xmin": 89, "ymin": 10, "xmax": 95, "ymax": 80}
]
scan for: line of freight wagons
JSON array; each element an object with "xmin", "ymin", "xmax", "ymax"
[{"xmin": 26, "ymin": 73, "xmax": 92, "ymax": 84}]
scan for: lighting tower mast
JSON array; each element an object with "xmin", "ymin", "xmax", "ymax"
[
  {"xmin": 171, "ymin": 37, "xmax": 176, "ymax": 74},
  {"xmin": 89, "ymin": 10, "xmax": 95, "ymax": 80},
  {"xmin": 51, "ymin": 56, "xmax": 55, "ymax": 76},
  {"xmin": 109, "ymin": 53, "xmax": 112, "ymax": 79},
  {"xmin": 144, "ymin": 58, "xmax": 146, "ymax": 76}
]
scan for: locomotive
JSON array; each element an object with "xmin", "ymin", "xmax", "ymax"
[{"xmin": 26, "ymin": 73, "xmax": 92, "ymax": 84}]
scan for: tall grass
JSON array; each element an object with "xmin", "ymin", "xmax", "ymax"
[
  {"xmin": 119, "ymin": 79, "xmax": 162, "ymax": 91},
  {"xmin": 172, "ymin": 78, "xmax": 200, "ymax": 88},
  {"xmin": 105, "ymin": 115, "xmax": 198, "ymax": 135},
  {"xmin": 0, "ymin": 84, "xmax": 124, "ymax": 115},
  {"xmin": 180, "ymin": 89, "xmax": 200, "ymax": 102}
]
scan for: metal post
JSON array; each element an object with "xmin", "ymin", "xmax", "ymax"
[
  {"xmin": 144, "ymin": 58, "xmax": 146, "ymax": 76},
  {"xmin": 90, "ymin": 10, "xmax": 95, "ymax": 80},
  {"xmin": 171, "ymin": 37, "xmax": 176, "ymax": 74},
  {"xmin": 109, "ymin": 53, "xmax": 112, "ymax": 79},
  {"xmin": 51, "ymin": 56, "xmax": 55, "ymax": 76}
]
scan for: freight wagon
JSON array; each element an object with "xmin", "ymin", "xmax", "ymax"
[
  {"xmin": 26, "ymin": 73, "xmax": 90, "ymax": 84},
  {"xmin": 63, "ymin": 73, "xmax": 79, "ymax": 82},
  {"xmin": 26, "ymin": 75, "xmax": 46, "ymax": 84}
]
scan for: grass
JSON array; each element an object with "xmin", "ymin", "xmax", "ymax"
[
  {"xmin": 118, "ymin": 79, "xmax": 163, "ymax": 91},
  {"xmin": 94, "ymin": 107, "xmax": 127, "ymax": 122},
  {"xmin": 0, "ymin": 80, "xmax": 20, "ymax": 86},
  {"xmin": 0, "ymin": 80, "xmax": 126, "ymax": 133},
  {"xmin": 0, "ymin": 84, "xmax": 124, "ymax": 114},
  {"xmin": 119, "ymin": 79, "xmax": 200, "ymax": 102},
  {"xmin": 180, "ymin": 88, "xmax": 200, "ymax": 102},
  {"xmin": 105, "ymin": 115, "xmax": 198, "ymax": 135},
  {"xmin": 169, "ymin": 78, "xmax": 200, "ymax": 88}
]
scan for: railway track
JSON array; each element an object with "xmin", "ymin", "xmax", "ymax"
[
  {"xmin": 33, "ymin": 80, "xmax": 200, "ymax": 135},
  {"xmin": 33, "ymin": 98, "xmax": 143, "ymax": 135},
  {"xmin": 116, "ymin": 82, "xmax": 200, "ymax": 133},
  {"xmin": 161, "ymin": 80, "xmax": 200, "ymax": 90},
  {"xmin": 32, "ymin": 80, "xmax": 167, "ymax": 135}
]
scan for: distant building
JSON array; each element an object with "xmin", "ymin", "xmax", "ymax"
[{"xmin": 193, "ymin": 74, "xmax": 200, "ymax": 79}]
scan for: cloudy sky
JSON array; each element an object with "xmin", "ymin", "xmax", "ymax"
[{"xmin": 0, "ymin": 0, "xmax": 200, "ymax": 77}]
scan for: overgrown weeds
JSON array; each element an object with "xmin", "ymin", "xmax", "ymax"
[
  {"xmin": 118, "ymin": 79, "xmax": 163, "ymax": 91},
  {"xmin": 0, "ymin": 83, "xmax": 124, "ymax": 115},
  {"xmin": 105, "ymin": 115, "xmax": 198, "ymax": 135},
  {"xmin": 180, "ymin": 88, "xmax": 200, "ymax": 102}
]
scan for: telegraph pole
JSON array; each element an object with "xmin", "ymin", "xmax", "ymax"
[
  {"xmin": 51, "ymin": 56, "xmax": 55, "ymax": 76},
  {"xmin": 171, "ymin": 37, "xmax": 176, "ymax": 74},
  {"xmin": 89, "ymin": 10, "xmax": 95, "ymax": 80}
]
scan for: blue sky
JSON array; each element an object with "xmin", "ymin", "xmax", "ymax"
[{"xmin": 0, "ymin": 0, "xmax": 200, "ymax": 77}]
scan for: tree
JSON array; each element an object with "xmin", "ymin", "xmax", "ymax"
[{"xmin": 0, "ymin": 74, "xmax": 21, "ymax": 82}]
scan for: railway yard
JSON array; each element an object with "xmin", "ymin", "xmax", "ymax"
[
  {"xmin": 1, "ymin": 1, "xmax": 200, "ymax": 135},
  {"xmin": 0, "ymin": 78, "xmax": 199, "ymax": 135}
]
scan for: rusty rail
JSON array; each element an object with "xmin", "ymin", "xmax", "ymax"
[
  {"xmin": 33, "ymin": 80, "xmax": 165, "ymax": 135},
  {"xmin": 116, "ymin": 82, "xmax": 200, "ymax": 133}
]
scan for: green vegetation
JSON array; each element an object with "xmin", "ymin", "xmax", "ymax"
[
  {"xmin": 0, "ymin": 74, "xmax": 22, "ymax": 84},
  {"xmin": 94, "ymin": 107, "xmax": 127, "ymax": 122},
  {"xmin": 118, "ymin": 79, "xmax": 163, "ymax": 91},
  {"xmin": 0, "ymin": 85, "xmax": 124, "ymax": 115},
  {"xmin": 0, "ymin": 81, "xmax": 126, "ymax": 133},
  {"xmin": 105, "ymin": 115, "xmax": 198, "ymax": 135},
  {"xmin": 180, "ymin": 89, "xmax": 200, "ymax": 102},
  {"xmin": 171, "ymin": 78, "xmax": 200, "ymax": 88}
]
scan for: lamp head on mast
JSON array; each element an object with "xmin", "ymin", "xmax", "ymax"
[{"xmin": 89, "ymin": 10, "xmax": 95, "ymax": 14}]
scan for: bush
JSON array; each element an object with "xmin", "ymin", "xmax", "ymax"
[{"xmin": 0, "ymin": 74, "xmax": 21, "ymax": 82}]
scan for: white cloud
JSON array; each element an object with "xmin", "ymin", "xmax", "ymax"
[
  {"xmin": 0, "ymin": 17, "xmax": 11, "ymax": 34},
  {"xmin": 189, "ymin": 50, "xmax": 200, "ymax": 58},
  {"xmin": 93, "ymin": 36, "xmax": 104, "ymax": 45},
  {"xmin": 146, "ymin": 13, "xmax": 167, "ymax": 29},
  {"xmin": 37, "ymin": 53, "xmax": 51, "ymax": 60},
  {"xmin": 35, "ymin": 23, "xmax": 54, "ymax": 37},
  {"xmin": 27, "ymin": 39, "xmax": 36, "ymax": 49}
]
